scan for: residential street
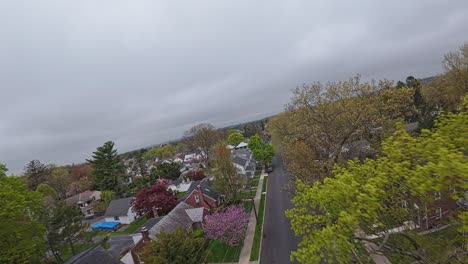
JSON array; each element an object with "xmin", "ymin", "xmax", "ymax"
[{"xmin": 260, "ymin": 156, "xmax": 300, "ymax": 264}]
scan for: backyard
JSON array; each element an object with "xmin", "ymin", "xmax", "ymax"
[{"xmin": 94, "ymin": 217, "xmax": 148, "ymax": 236}]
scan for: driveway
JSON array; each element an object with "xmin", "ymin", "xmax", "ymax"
[{"xmin": 260, "ymin": 156, "xmax": 300, "ymax": 264}]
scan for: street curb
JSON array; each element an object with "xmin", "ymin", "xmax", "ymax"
[{"xmin": 256, "ymin": 174, "xmax": 268, "ymax": 264}]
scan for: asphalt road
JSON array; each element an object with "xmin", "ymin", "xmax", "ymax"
[{"xmin": 260, "ymin": 156, "xmax": 300, "ymax": 264}]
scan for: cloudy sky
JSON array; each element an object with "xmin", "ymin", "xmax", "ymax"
[{"xmin": 1, "ymin": 0, "xmax": 467, "ymax": 174}]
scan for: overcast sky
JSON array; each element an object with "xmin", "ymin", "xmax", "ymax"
[{"xmin": 1, "ymin": 0, "xmax": 467, "ymax": 174}]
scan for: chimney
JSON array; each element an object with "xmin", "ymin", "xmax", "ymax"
[
  {"xmin": 152, "ymin": 206, "xmax": 159, "ymax": 217},
  {"xmin": 141, "ymin": 227, "xmax": 150, "ymax": 242},
  {"xmin": 197, "ymin": 185, "xmax": 211, "ymax": 212}
]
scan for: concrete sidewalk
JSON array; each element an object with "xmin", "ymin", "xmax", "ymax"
[{"xmin": 239, "ymin": 171, "xmax": 266, "ymax": 264}]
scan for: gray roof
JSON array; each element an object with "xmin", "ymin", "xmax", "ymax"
[
  {"xmin": 232, "ymin": 149, "xmax": 252, "ymax": 158},
  {"xmin": 232, "ymin": 156, "xmax": 248, "ymax": 167},
  {"xmin": 65, "ymin": 190, "xmax": 94, "ymax": 205},
  {"xmin": 185, "ymin": 179, "xmax": 221, "ymax": 201},
  {"xmin": 104, "ymin": 197, "xmax": 134, "ymax": 217},
  {"xmin": 148, "ymin": 202, "xmax": 194, "ymax": 240},
  {"xmin": 65, "ymin": 245, "xmax": 122, "ymax": 264},
  {"xmin": 185, "ymin": 208, "xmax": 204, "ymax": 223},
  {"xmin": 132, "ymin": 217, "xmax": 163, "ymax": 234},
  {"xmin": 246, "ymin": 164, "xmax": 256, "ymax": 172}
]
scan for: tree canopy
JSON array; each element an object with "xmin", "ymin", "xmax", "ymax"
[
  {"xmin": 183, "ymin": 123, "xmax": 221, "ymax": 163},
  {"xmin": 227, "ymin": 131, "xmax": 244, "ymax": 146},
  {"xmin": 141, "ymin": 227, "xmax": 208, "ymax": 264},
  {"xmin": 0, "ymin": 164, "xmax": 46, "ymax": 263},
  {"xmin": 24, "ymin": 159, "xmax": 51, "ymax": 191},
  {"xmin": 269, "ymin": 76, "xmax": 415, "ymax": 183},
  {"xmin": 132, "ymin": 182, "xmax": 177, "ymax": 217},
  {"xmin": 249, "ymin": 134, "xmax": 275, "ymax": 166},
  {"xmin": 152, "ymin": 162, "xmax": 181, "ymax": 181},
  {"xmin": 210, "ymin": 142, "xmax": 245, "ymax": 204},
  {"xmin": 286, "ymin": 102, "xmax": 468, "ymax": 263},
  {"xmin": 87, "ymin": 141, "xmax": 125, "ymax": 195},
  {"xmin": 204, "ymin": 205, "xmax": 250, "ymax": 246}
]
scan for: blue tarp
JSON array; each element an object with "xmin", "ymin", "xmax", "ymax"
[{"xmin": 91, "ymin": 221, "xmax": 121, "ymax": 230}]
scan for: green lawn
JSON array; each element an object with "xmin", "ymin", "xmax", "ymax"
[
  {"xmin": 94, "ymin": 217, "xmax": 148, "ymax": 236},
  {"xmin": 206, "ymin": 239, "xmax": 243, "ymax": 262},
  {"xmin": 250, "ymin": 176, "xmax": 268, "ymax": 261}
]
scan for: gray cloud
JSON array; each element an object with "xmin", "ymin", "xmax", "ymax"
[{"xmin": 1, "ymin": 0, "xmax": 468, "ymax": 174}]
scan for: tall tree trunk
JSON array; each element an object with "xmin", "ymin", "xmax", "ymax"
[{"xmin": 67, "ymin": 236, "xmax": 76, "ymax": 256}]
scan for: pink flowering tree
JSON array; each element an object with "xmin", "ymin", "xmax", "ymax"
[{"xmin": 204, "ymin": 205, "xmax": 250, "ymax": 246}]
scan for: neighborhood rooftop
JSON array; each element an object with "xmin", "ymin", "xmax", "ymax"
[{"xmin": 104, "ymin": 197, "xmax": 134, "ymax": 217}]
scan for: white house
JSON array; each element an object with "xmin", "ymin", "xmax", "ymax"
[
  {"xmin": 104, "ymin": 197, "xmax": 137, "ymax": 224},
  {"xmin": 168, "ymin": 179, "xmax": 192, "ymax": 193},
  {"xmin": 235, "ymin": 142, "xmax": 248, "ymax": 149}
]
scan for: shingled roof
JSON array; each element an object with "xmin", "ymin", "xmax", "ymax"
[
  {"xmin": 65, "ymin": 245, "xmax": 122, "ymax": 264},
  {"xmin": 148, "ymin": 202, "xmax": 195, "ymax": 240},
  {"xmin": 185, "ymin": 179, "xmax": 221, "ymax": 201},
  {"xmin": 104, "ymin": 197, "xmax": 134, "ymax": 217}
]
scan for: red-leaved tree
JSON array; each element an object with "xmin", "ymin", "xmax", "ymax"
[
  {"xmin": 132, "ymin": 182, "xmax": 177, "ymax": 217},
  {"xmin": 188, "ymin": 169, "xmax": 206, "ymax": 181},
  {"xmin": 204, "ymin": 205, "xmax": 250, "ymax": 246}
]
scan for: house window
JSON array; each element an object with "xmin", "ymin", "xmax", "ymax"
[
  {"xmin": 435, "ymin": 191, "xmax": 441, "ymax": 200},
  {"xmin": 114, "ymin": 216, "xmax": 120, "ymax": 221},
  {"xmin": 195, "ymin": 194, "xmax": 200, "ymax": 204},
  {"xmin": 435, "ymin": 207, "xmax": 442, "ymax": 219},
  {"xmin": 401, "ymin": 200, "xmax": 408, "ymax": 209},
  {"xmin": 86, "ymin": 210, "xmax": 92, "ymax": 215}
]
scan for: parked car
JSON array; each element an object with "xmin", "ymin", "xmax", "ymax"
[{"xmin": 267, "ymin": 166, "xmax": 273, "ymax": 173}]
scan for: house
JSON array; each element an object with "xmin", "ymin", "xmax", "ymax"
[
  {"xmin": 183, "ymin": 179, "xmax": 222, "ymax": 214},
  {"xmin": 231, "ymin": 149, "xmax": 257, "ymax": 177},
  {"xmin": 168, "ymin": 178, "xmax": 192, "ymax": 193},
  {"xmin": 65, "ymin": 245, "xmax": 123, "ymax": 264},
  {"xmin": 121, "ymin": 203, "xmax": 203, "ymax": 264},
  {"xmin": 148, "ymin": 202, "xmax": 203, "ymax": 240},
  {"xmin": 184, "ymin": 153, "xmax": 201, "ymax": 163},
  {"xmin": 227, "ymin": 144, "xmax": 235, "ymax": 150},
  {"xmin": 104, "ymin": 197, "xmax": 137, "ymax": 224},
  {"xmin": 235, "ymin": 141, "xmax": 248, "ymax": 149},
  {"xmin": 401, "ymin": 191, "xmax": 459, "ymax": 230},
  {"xmin": 65, "ymin": 190, "xmax": 101, "ymax": 218},
  {"xmin": 173, "ymin": 157, "xmax": 184, "ymax": 164}
]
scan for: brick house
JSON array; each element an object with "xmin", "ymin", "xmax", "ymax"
[
  {"xmin": 403, "ymin": 191, "xmax": 459, "ymax": 230},
  {"xmin": 183, "ymin": 179, "xmax": 222, "ymax": 215}
]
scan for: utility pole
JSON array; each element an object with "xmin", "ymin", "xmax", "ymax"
[{"xmin": 242, "ymin": 197, "xmax": 258, "ymax": 224}]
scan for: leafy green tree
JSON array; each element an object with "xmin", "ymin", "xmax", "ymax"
[
  {"xmin": 227, "ymin": 131, "xmax": 244, "ymax": 146},
  {"xmin": 52, "ymin": 202, "xmax": 87, "ymax": 256},
  {"xmin": 0, "ymin": 164, "xmax": 45, "ymax": 263},
  {"xmin": 286, "ymin": 105, "xmax": 468, "ymax": 263},
  {"xmin": 48, "ymin": 166, "xmax": 72, "ymax": 198},
  {"xmin": 269, "ymin": 76, "xmax": 415, "ymax": 183},
  {"xmin": 143, "ymin": 145, "xmax": 176, "ymax": 160},
  {"xmin": 249, "ymin": 134, "xmax": 275, "ymax": 166},
  {"xmin": 141, "ymin": 227, "xmax": 208, "ymax": 264},
  {"xmin": 87, "ymin": 141, "xmax": 125, "ymax": 195},
  {"xmin": 36, "ymin": 183, "xmax": 57, "ymax": 201},
  {"xmin": 101, "ymin": 190, "xmax": 116, "ymax": 207},
  {"xmin": 24, "ymin": 159, "xmax": 51, "ymax": 190},
  {"xmin": 248, "ymin": 134, "xmax": 262, "ymax": 151},
  {"xmin": 152, "ymin": 162, "xmax": 181, "ymax": 181},
  {"xmin": 211, "ymin": 142, "xmax": 245, "ymax": 204}
]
